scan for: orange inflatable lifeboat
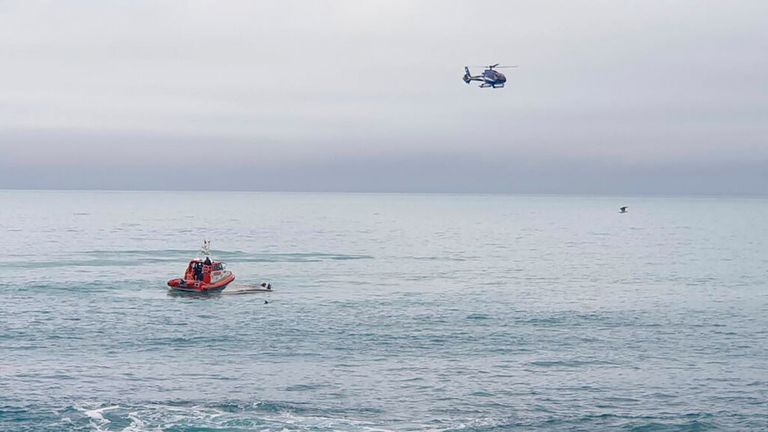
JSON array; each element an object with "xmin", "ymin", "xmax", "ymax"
[{"xmin": 167, "ymin": 241, "xmax": 235, "ymax": 293}]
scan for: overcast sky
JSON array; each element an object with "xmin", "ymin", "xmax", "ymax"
[{"xmin": 1, "ymin": 0, "xmax": 766, "ymax": 194}]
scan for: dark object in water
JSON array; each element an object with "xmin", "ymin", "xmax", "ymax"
[{"xmin": 619, "ymin": 206, "xmax": 628, "ymax": 213}]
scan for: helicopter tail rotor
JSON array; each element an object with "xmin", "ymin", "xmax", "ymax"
[{"xmin": 462, "ymin": 66, "xmax": 471, "ymax": 84}]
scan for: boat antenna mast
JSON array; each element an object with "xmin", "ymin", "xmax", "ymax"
[{"xmin": 200, "ymin": 239, "xmax": 212, "ymax": 259}]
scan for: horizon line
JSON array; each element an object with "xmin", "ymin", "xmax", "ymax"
[{"xmin": 1, "ymin": 187, "xmax": 766, "ymax": 199}]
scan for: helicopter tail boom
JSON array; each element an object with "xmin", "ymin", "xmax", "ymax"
[{"xmin": 463, "ymin": 66, "xmax": 483, "ymax": 84}]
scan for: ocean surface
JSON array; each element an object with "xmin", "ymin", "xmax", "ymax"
[{"xmin": 1, "ymin": 190, "xmax": 766, "ymax": 431}]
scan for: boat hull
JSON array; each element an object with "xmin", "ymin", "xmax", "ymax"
[{"xmin": 167, "ymin": 274, "xmax": 235, "ymax": 293}]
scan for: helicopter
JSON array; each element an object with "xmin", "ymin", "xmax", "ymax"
[{"xmin": 462, "ymin": 64, "xmax": 516, "ymax": 88}]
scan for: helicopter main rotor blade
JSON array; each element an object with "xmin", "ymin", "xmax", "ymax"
[{"xmin": 467, "ymin": 64, "xmax": 519, "ymax": 68}]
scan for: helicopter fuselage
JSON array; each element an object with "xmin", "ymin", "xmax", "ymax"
[{"xmin": 481, "ymin": 69, "xmax": 506, "ymax": 87}]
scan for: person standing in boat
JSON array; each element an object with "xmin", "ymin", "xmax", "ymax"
[
  {"xmin": 195, "ymin": 261, "xmax": 206, "ymax": 281},
  {"xmin": 202, "ymin": 257, "xmax": 212, "ymax": 283}
]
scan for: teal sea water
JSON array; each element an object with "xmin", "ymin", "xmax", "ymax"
[{"xmin": 1, "ymin": 190, "xmax": 766, "ymax": 431}]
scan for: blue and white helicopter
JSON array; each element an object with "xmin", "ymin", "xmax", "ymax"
[{"xmin": 462, "ymin": 64, "xmax": 517, "ymax": 88}]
